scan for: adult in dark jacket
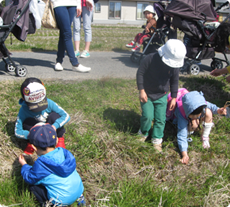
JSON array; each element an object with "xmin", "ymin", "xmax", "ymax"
[{"xmin": 136, "ymin": 39, "xmax": 186, "ymax": 152}]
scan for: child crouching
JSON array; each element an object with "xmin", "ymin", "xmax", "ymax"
[
  {"xmin": 18, "ymin": 124, "xmax": 85, "ymax": 206},
  {"xmin": 167, "ymin": 89, "xmax": 226, "ymax": 165},
  {"xmin": 15, "ymin": 77, "xmax": 70, "ymax": 154}
]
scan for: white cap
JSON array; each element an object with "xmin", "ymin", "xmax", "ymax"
[
  {"xmin": 158, "ymin": 39, "xmax": 187, "ymax": 68},
  {"xmin": 143, "ymin": 5, "xmax": 156, "ymax": 14}
]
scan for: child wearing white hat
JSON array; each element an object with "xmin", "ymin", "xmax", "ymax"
[
  {"xmin": 136, "ymin": 39, "xmax": 186, "ymax": 152},
  {"xmin": 126, "ymin": 5, "xmax": 157, "ymax": 52}
]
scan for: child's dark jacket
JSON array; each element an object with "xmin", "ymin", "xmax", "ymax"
[{"xmin": 136, "ymin": 52, "xmax": 179, "ymax": 101}]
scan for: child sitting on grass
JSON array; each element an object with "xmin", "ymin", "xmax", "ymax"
[
  {"xmin": 18, "ymin": 124, "xmax": 85, "ymax": 206},
  {"xmin": 126, "ymin": 5, "xmax": 157, "ymax": 52},
  {"xmin": 167, "ymin": 89, "xmax": 226, "ymax": 165},
  {"xmin": 15, "ymin": 77, "xmax": 70, "ymax": 154}
]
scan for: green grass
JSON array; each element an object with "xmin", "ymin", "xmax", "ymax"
[
  {"xmin": 4, "ymin": 26, "xmax": 184, "ymax": 52},
  {"xmin": 0, "ymin": 25, "xmax": 229, "ymax": 206},
  {"xmin": 1, "ymin": 75, "xmax": 230, "ymax": 206}
]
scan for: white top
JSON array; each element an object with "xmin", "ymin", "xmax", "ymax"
[{"xmin": 51, "ymin": 0, "xmax": 81, "ymax": 9}]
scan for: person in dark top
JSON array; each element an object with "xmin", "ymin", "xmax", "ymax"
[{"xmin": 136, "ymin": 39, "xmax": 186, "ymax": 152}]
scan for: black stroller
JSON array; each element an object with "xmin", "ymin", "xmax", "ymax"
[
  {"xmin": 164, "ymin": 0, "xmax": 230, "ymax": 75},
  {"xmin": 0, "ymin": 0, "xmax": 36, "ymax": 77},
  {"xmin": 130, "ymin": 1, "xmax": 171, "ymax": 64}
]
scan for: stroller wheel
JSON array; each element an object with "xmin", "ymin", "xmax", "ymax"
[
  {"xmin": 5, "ymin": 63, "xmax": 16, "ymax": 72},
  {"xmin": 15, "ymin": 65, "xmax": 27, "ymax": 77},
  {"xmin": 130, "ymin": 52, "xmax": 143, "ymax": 64},
  {"xmin": 188, "ymin": 64, "xmax": 200, "ymax": 75},
  {"xmin": 210, "ymin": 60, "xmax": 223, "ymax": 70}
]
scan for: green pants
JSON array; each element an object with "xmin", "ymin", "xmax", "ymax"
[{"xmin": 140, "ymin": 94, "xmax": 167, "ymax": 139}]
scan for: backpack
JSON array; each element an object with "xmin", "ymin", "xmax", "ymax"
[{"xmin": 166, "ymin": 88, "xmax": 189, "ymax": 121}]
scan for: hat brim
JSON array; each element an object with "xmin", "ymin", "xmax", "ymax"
[
  {"xmin": 26, "ymin": 96, "xmax": 48, "ymax": 112},
  {"xmin": 161, "ymin": 56, "xmax": 184, "ymax": 68},
  {"xmin": 158, "ymin": 44, "xmax": 185, "ymax": 68}
]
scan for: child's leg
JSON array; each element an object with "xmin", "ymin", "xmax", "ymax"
[
  {"xmin": 46, "ymin": 112, "xmax": 66, "ymax": 148},
  {"xmin": 134, "ymin": 33, "xmax": 142, "ymax": 44},
  {"xmin": 140, "ymin": 98, "xmax": 154, "ymax": 137},
  {"xmin": 23, "ymin": 118, "xmax": 40, "ymax": 155},
  {"xmin": 137, "ymin": 34, "xmax": 151, "ymax": 45},
  {"xmin": 202, "ymin": 108, "xmax": 214, "ymax": 148},
  {"xmin": 151, "ymin": 95, "xmax": 167, "ymax": 151},
  {"xmin": 46, "ymin": 112, "xmax": 65, "ymax": 137},
  {"xmin": 29, "ymin": 185, "xmax": 49, "ymax": 206},
  {"xmin": 23, "ymin": 118, "xmax": 39, "ymax": 131}
]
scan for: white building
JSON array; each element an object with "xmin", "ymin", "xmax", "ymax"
[{"xmin": 92, "ymin": 0, "xmax": 160, "ymax": 25}]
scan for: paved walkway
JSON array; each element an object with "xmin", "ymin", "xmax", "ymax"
[{"xmin": 0, "ymin": 50, "xmax": 229, "ymax": 81}]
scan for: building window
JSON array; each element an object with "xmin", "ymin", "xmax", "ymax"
[
  {"xmin": 137, "ymin": 3, "xmax": 149, "ymax": 20},
  {"xmin": 109, "ymin": 1, "xmax": 121, "ymax": 19},
  {"xmin": 95, "ymin": 3, "xmax": 101, "ymax": 13}
]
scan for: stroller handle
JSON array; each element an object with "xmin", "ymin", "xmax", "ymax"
[{"xmin": 215, "ymin": 1, "xmax": 229, "ymax": 12}]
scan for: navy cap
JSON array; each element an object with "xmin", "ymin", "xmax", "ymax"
[{"xmin": 28, "ymin": 124, "xmax": 57, "ymax": 148}]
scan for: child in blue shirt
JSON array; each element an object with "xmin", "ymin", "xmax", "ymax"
[
  {"xmin": 18, "ymin": 124, "xmax": 85, "ymax": 206},
  {"xmin": 168, "ymin": 90, "xmax": 226, "ymax": 165},
  {"xmin": 15, "ymin": 77, "xmax": 70, "ymax": 154}
]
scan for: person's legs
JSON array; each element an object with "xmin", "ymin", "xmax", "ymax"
[
  {"xmin": 73, "ymin": 14, "xmax": 81, "ymax": 55},
  {"xmin": 29, "ymin": 185, "xmax": 48, "ymax": 206},
  {"xmin": 151, "ymin": 95, "xmax": 167, "ymax": 151},
  {"xmin": 82, "ymin": 7, "xmax": 93, "ymax": 51},
  {"xmin": 140, "ymin": 98, "xmax": 154, "ymax": 137},
  {"xmin": 54, "ymin": 6, "xmax": 79, "ymax": 66}
]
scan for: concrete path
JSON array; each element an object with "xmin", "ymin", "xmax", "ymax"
[{"xmin": 0, "ymin": 50, "xmax": 229, "ymax": 81}]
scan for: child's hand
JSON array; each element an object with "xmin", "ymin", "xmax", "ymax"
[
  {"xmin": 217, "ymin": 107, "xmax": 227, "ymax": 115},
  {"xmin": 210, "ymin": 69, "xmax": 221, "ymax": 76},
  {"xmin": 169, "ymin": 98, "xmax": 176, "ymax": 111},
  {"xmin": 76, "ymin": 8, "xmax": 82, "ymax": 17},
  {"xmin": 145, "ymin": 28, "xmax": 149, "ymax": 33},
  {"xmin": 139, "ymin": 90, "xmax": 148, "ymax": 103},
  {"xmin": 226, "ymin": 75, "xmax": 230, "ymax": 83},
  {"xmin": 18, "ymin": 154, "xmax": 27, "ymax": 166},
  {"xmin": 52, "ymin": 125, "xmax": 56, "ymax": 131},
  {"xmin": 86, "ymin": 0, "xmax": 93, "ymax": 11},
  {"xmin": 180, "ymin": 151, "xmax": 189, "ymax": 165}
]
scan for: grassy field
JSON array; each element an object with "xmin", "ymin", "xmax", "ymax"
[
  {"xmin": 3, "ymin": 25, "xmax": 184, "ymax": 52},
  {"xmin": 0, "ymin": 26, "xmax": 230, "ymax": 207}
]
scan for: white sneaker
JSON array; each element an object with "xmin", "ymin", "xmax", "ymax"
[
  {"xmin": 80, "ymin": 50, "xmax": 90, "ymax": 58},
  {"xmin": 138, "ymin": 129, "xmax": 148, "ymax": 142},
  {"xmin": 55, "ymin": 62, "xmax": 63, "ymax": 71},
  {"xmin": 72, "ymin": 64, "xmax": 91, "ymax": 73}
]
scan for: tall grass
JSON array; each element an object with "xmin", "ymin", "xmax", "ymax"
[{"xmin": 0, "ymin": 75, "xmax": 230, "ymax": 206}]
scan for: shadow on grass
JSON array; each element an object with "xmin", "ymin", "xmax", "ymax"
[
  {"xmin": 103, "ymin": 107, "xmax": 140, "ymax": 134},
  {"xmin": 5, "ymin": 121, "xmax": 28, "ymax": 152},
  {"xmin": 179, "ymin": 75, "xmax": 230, "ymax": 106}
]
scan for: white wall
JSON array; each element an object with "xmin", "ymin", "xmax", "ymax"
[{"xmin": 92, "ymin": 1, "xmax": 146, "ymax": 25}]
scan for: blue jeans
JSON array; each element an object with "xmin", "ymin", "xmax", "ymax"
[{"xmin": 54, "ymin": 6, "xmax": 79, "ymax": 66}]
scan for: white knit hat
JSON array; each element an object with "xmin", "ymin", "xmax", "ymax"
[{"xmin": 158, "ymin": 39, "xmax": 187, "ymax": 68}]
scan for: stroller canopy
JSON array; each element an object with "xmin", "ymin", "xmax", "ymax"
[{"xmin": 164, "ymin": 0, "xmax": 217, "ymax": 21}]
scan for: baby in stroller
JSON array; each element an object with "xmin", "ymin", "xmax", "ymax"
[{"xmin": 126, "ymin": 5, "xmax": 157, "ymax": 52}]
